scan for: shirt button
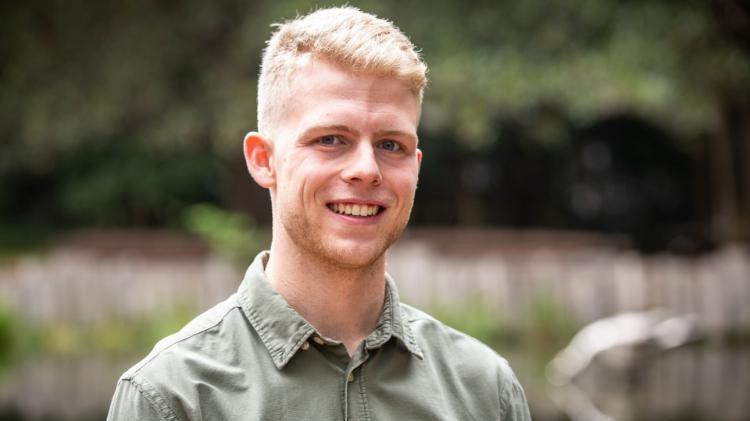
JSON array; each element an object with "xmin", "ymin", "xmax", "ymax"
[
  {"xmin": 313, "ymin": 336, "xmax": 325, "ymax": 345},
  {"xmin": 301, "ymin": 341, "xmax": 310, "ymax": 351},
  {"xmin": 347, "ymin": 373, "xmax": 355, "ymax": 383}
]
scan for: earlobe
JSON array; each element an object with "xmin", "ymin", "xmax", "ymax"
[{"xmin": 243, "ymin": 132, "xmax": 275, "ymax": 188}]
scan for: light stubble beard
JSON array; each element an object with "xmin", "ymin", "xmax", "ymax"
[{"xmin": 277, "ymin": 204, "xmax": 413, "ymax": 272}]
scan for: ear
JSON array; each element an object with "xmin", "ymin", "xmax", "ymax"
[
  {"xmin": 416, "ymin": 148, "xmax": 423, "ymax": 165},
  {"xmin": 243, "ymin": 131, "xmax": 275, "ymax": 188}
]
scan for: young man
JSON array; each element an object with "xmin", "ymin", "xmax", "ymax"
[{"xmin": 107, "ymin": 7, "xmax": 530, "ymax": 420}]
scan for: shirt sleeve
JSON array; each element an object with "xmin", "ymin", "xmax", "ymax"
[
  {"xmin": 498, "ymin": 362, "xmax": 532, "ymax": 421},
  {"xmin": 106, "ymin": 377, "xmax": 169, "ymax": 421}
]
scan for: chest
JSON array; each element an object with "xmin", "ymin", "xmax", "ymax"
[{"xmin": 174, "ymin": 345, "xmax": 496, "ymax": 421}]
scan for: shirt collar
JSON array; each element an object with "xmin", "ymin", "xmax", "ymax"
[
  {"xmin": 365, "ymin": 272, "xmax": 423, "ymax": 359},
  {"xmin": 237, "ymin": 251, "xmax": 423, "ymax": 369}
]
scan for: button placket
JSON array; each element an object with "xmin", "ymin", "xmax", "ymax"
[{"xmin": 343, "ymin": 368, "xmax": 358, "ymax": 421}]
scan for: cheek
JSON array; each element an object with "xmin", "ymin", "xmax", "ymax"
[
  {"xmin": 276, "ymin": 152, "xmax": 307, "ymax": 187},
  {"xmin": 391, "ymin": 167, "xmax": 419, "ymax": 199},
  {"xmin": 284, "ymin": 162, "xmax": 329, "ymax": 204}
]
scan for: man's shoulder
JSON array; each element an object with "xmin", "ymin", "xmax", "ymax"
[
  {"xmin": 399, "ymin": 303, "xmax": 530, "ymax": 419},
  {"xmin": 399, "ymin": 302, "xmax": 518, "ymax": 384},
  {"xmin": 120, "ymin": 293, "xmax": 245, "ymax": 382},
  {"xmin": 400, "ymin": 303, "xmax": 503, "ymax": 361},
  {"xmin": 110, "ymin": 294, "xmax": 254, "ymax": 421}
]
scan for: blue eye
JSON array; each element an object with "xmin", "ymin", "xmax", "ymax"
[
  {"xmin": 380, "ymin": 140, "xmax": 400, "ymax": 152},
  {"xmin": 319, "ymin": 135, "xmax": 339, "ymax": 145}
]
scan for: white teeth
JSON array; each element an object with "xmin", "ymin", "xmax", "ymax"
[{"xmin": 330, "ymin": 203, "xmax": 380, "ymax": 216}]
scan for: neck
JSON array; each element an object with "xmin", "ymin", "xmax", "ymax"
[{"xmin": 264, "ymin": 232, "xmax": 387, "ymax": 356}]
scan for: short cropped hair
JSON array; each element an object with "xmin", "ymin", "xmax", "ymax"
[{"xmin": 257, "ymin": 6, "xmax": 428, "ymax": 136}]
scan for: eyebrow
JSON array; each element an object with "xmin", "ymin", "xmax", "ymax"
[{"xmin": 306, "ymin": 124, "xmax": 360, "ymax": 137}]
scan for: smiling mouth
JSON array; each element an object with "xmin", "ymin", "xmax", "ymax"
[{"xmin": 327, "ymin": 202, "xmax": 384, "ymax": 217}]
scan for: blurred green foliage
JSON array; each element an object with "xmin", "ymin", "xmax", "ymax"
[
  {"xmin": 3, "ymin": 0, "xmax": 746, "ymax": 157},
  {"xmin": 429, "ymin": 292, "xmax": 578, "ymax": 353},
  {"xmin": 0, "ymin": 302, "xmax": 198, "ymax": 366},
  {"xmin": 429, "ymin": 295, "xmax": 516, "ymax": 347},
  {"xmin": 525, "ymin": 293, "xmax": 579, "ymax": 349},
  {"xmin": 0, "ymin": 294, "xmax": 575, "ymax": 372},
  {"xmin": 58, "ymin": 144, "xmax": 222, "ymax": 226},
  {"xmin": 0, "ymin": 225, "xmax": 52, "ymax": 259},
  {"xmin": 0, "ymin": 303, "xmax": 17, "ymax": 369},
  {"xmin": 1, "ymin": 0, "xmax": 749, "ymax": 247},
  {"xmin": 0, "ymin": 142, "xmax": 221, "ymax": 232},
  {"xmin": 413, "ymin": 0, "xmax": 749, "ymax": 148},
  {"xmin": 182, "ymin": 203, "xmax": 263, "ymax": 267}
]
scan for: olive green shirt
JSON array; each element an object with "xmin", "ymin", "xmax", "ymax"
[{"xmin": 107, "ymin": 252, "xmax": 531, "ymax": 420}]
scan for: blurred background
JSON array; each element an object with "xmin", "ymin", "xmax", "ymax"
[{"xmin": 1, "ymin": 0, "xmax": 749, "ymax": 420}]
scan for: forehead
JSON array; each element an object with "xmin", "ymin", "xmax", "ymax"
[{"xmin": 276, "ymin": 57, "xmax": 420, "ymax": 138}]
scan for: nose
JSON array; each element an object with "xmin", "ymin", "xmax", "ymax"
[{"xmin": 341, "ymin": 142, "xmax": 382, "ymax": 185}]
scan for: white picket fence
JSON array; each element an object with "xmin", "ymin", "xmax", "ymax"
[
  {"xmin": 0, "ymin": 229, "xmax": 748, "ymax": 335},
  {"xmin": 388, "ymin": 229, "xmax": 750, "ymax": 334},
  {"xmin": 0, "ymin": 229, "xmax": 748, "ymax": 420}
]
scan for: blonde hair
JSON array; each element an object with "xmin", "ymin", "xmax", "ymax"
[{"xmin": 257, "ymin": 6, "xmax": 428, "ymax": 136}]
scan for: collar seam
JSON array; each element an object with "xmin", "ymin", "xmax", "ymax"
[
  {"xmin": 242, "ymin": 295, "xmax": 316, "ymax": 369},
  {"xmin": 242, "ymin": 305, "xmax": 278, "ymax": 355},
  {"xmin": 237, "ymin": 252, "xmax": 318, "ymax": 369},
  {"xmin": 397, "ymin": 305, "xmax": 424, "ymax": 359},
  {"xmin": 367, "ymin": 285, "xmax": 395, "ymax": 348},
  {"xmin": 245, "ymin": 305, "xmax": 293, "ymax": 368}
]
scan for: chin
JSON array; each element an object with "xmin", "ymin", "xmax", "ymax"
[
  {"xmin": 321, "ymin": 241, "xmax": 388, "ymax": 270},
  {"xmin": 279, "ymin": 209, "xmax": 407, "ymax": 270}
]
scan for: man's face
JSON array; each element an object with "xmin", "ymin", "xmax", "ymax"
[{"xmin": 268, "ymin": 58, "xmax": 421, "ymax": 269}]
